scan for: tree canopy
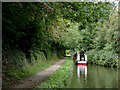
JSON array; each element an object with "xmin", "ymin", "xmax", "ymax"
[
  {"xmin": 3, "ymin": 2, "xmax": 118, "ymax": 65},
  {"xmin": 3, "ymin": 2, "xmax": 114, "ymax": 50}
]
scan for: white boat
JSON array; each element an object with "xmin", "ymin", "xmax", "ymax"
[
  {"xmin": 77, "ymin": 61, "xmax": 87, "ymax": 66},
  {"xmin": 75, "ymin": 53, "xmax": 88, "ymax": 66}
]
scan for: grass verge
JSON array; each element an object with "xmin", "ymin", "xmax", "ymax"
[
  {"xmin": 3, "ymin": 57, "xmax": 60, "ymax": 87},
  {"xmin": 36, "ymin": 56, "xmax": 73, "ymax": 88}
]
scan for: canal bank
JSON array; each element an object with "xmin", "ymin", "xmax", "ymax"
[
  {"xmin": 9, "ymin": 57, "xmax": 67, "ymax": 88},
  {"xmin": 36, "ymin": 57, "xmax": 73, "ymax": 88},
  {"xmin": 37, "ymin": 57, "xmax": 118, "ymax": 88}
]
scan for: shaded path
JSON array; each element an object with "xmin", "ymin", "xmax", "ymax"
[{"xmin": 10, "ymin": 57, "xmax": 67, "ymax": 88}]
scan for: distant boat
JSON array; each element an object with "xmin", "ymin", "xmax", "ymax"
[
  {"xmin": 76, "ymin": 53, "xmax": 88, "ymax": 80},
  {"xmin": 75, "ymin": 53, "xmax": 88, "ymax": 66},
  {"xmin": 77, "ymin": 61, "xmax": 87, "ymax": 66}
]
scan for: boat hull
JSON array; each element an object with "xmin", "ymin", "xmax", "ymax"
[{"xmin": 76, "ymin": 61, "xmax": 88, "ymax": 66}]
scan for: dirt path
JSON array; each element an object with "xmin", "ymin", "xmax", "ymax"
[{"xmin": 10, "ymin": 57, "xmax": 67, "ymax": 88}]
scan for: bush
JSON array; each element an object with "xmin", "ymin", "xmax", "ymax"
[{"xmin": 87, "ymin": 50, "xmax": 118, "ymax": 67}]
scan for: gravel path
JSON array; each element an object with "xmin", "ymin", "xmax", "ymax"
[{"xmin": 10, "ymin": 57, "xmax": 67, "ymax": 88}]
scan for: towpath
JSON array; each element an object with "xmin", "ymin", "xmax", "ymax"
[{"xmin": 10, "ymin": 57, "xmax": 67, "ymax": 88}]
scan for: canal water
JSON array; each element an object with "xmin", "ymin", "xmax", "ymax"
[{"xmin": 67, "ymin": 63, "xmax": 118, "ymax": 88}]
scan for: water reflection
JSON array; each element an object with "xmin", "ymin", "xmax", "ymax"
[
  {"xmin": 67, "ymin": 64, "xmax": 118, "ymax": 88},
  {"xmin": 77, "ymin": 65, "xmax": 87, "ymax": 81}
]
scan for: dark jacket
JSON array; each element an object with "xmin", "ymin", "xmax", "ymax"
[{"xmin": 80, "ymin": 50, "xmax": 85, "ymax": 61}]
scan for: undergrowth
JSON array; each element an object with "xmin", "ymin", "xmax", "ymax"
[{"xmin": 2, "ymin": 48, "xmax": 62, "ymax": 87}]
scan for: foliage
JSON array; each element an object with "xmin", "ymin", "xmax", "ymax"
[
  {"xmin": 2, "ymin": 2, "xmax": 113, "ymax": 52},
  {"xmin": 36, "ymin": 57, "xmax": 73, "ymax": 88},
  {"xmin": 87, "ymin": 50, "xmax": 118, "ymax": 67},
  {"xmin": 3, "ymin": 2, "xmax": 114, "ymax": 72},
  {"xmin": 2, "ymin": 48, "xmax": 60, "ymax": 87},
  {"xmin": 2, "ymin": 2, "xmax": 117, "ymax": 87},
  {"xmin": 86, "ymin": 8, "xmax": 118, "ymax": 67}
]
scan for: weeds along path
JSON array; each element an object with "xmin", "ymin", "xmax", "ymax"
[{"xmin": 10, "ymin": 57, "xmax": 67, "ymax": 88}]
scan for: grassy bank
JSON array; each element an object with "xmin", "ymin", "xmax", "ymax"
[
  {"xmin": 3, "ymin": 48, "xmax": 63, "ymax": 87},
  {"xmin": 3, "ymin": 59, "xmax": 60, "ymax": 88},
  {"xmin": 36, "ymin": 57, "xmax": 73, "ymax": 88}
]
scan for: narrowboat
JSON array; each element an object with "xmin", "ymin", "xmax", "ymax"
[{"xmin": 75, "ymin": 53, "xmax": 88, "ymax": 66}]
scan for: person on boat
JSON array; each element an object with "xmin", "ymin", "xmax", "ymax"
[
  {"xmin": 73, "ymin": 52, "xmax": 77, "ymax": 61},
  {"xmin": 80, "ymin": 50, "xmax": 85, "ymax": 61},
  {"xmin": 80, "ymin": 49, "xmax": 87, "ymax": 62},
  {"xmin": 77, "ymin": 49, "xmax": 88, "ymax": 80}
]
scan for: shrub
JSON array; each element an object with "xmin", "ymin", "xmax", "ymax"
[{"xmin": 87, "ymin": 50, "xmax": 118, "ymax": 67}]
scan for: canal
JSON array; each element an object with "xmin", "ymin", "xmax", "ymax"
[{"xmin": 67, "ymin": 63, "xmax": 118, "ymax": 88}]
